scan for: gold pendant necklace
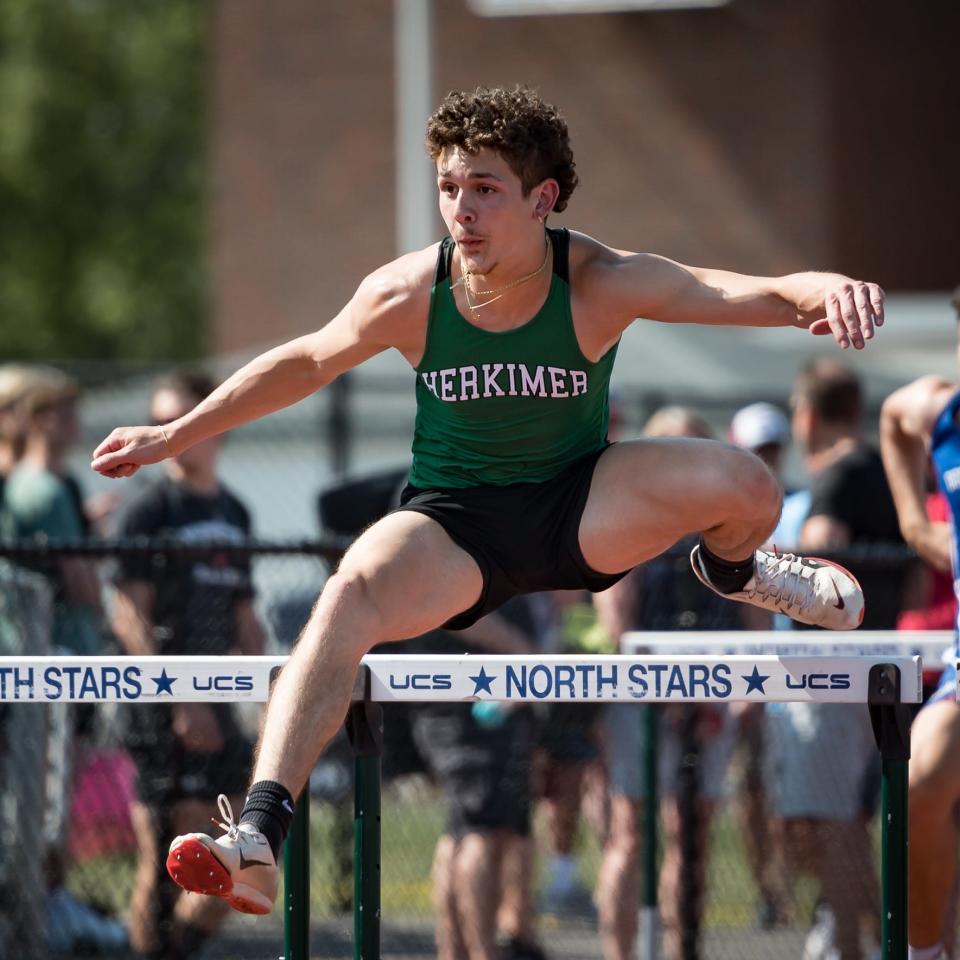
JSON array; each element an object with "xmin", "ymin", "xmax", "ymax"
[{"xmin": 458, "ymin": 234, "xmax": 551, "ymax": 322}]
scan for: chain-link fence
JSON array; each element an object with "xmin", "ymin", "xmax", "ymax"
[{"xmin": 0, "ymin": 537, "xmax": 940, "ymax": 960}]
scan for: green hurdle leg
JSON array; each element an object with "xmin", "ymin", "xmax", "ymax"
[
  {"xmin": 641, "ymin": 705, "xmax": 660, "ymax": 960},
  {"xmin": 270, "ymin": 663, "xmax": 312, "ymax": 960},
  {"xmin": 284, "ymin": 791, "xmax": 311, "ymax": 960},
  {"xmin": 868, "ymin": 663, "xmax": 912, "ymax": 960},
  {"xmin": 347, "ymin": 695, "xmax": 383, "ymax": 960}
]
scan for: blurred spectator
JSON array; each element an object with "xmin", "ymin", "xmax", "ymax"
[
  {"xmin": 0, "ymin": 365, "xmax": 127, "ymax": 954},
  {"xmin": 537, "ymin": 589, "xmax": 609, "ymax": 923},
  {"xmin": 111, "ymin": 371, "xmax": 266, "ymax": 960},
  {"xmin": 726, "ymin": 401, "xmax": 792, "ymax": 928},
  {"xmin": 0, "ymin": 362, "xmax": 119, "ymax": 536},
  {"xmin": 765, "ymin": 358, "xmax": 900, "ymax": 960},
  {"xmin": 1, "ymin": 365, "xmax": 105, "ymax": 654},
  {"xmin": 728, "ymin": 401, "xmax": 791, "ymax": 477},
  {"xmin": 729, "ymin": 400, "xmax": 799, "ymax": 631},
  {"xmin": 793, "ymin": 357, "xmax": 905, "ymax": 618},
  {"xmin": 594, "ymin": 406, "xmax": 740, "ymax": 960},
  {"xmin": 0, "ymin": 364, "xmax": 34, "ymax": 485},
  {"xmin": 412, "ymin": 601, "xmax": 548, "ymax": 960}
]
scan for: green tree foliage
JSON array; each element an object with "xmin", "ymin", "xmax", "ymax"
[{"xmin": 0, "ymin": 0, "xmax": 206, "ymax": 361}]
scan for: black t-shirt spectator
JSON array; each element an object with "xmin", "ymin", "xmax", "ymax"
[
  {"xmin": 806, "ymin": 444, "xmax": 904, "ymax": 629},
  {"xmin": 632, "ymin": 534, "xmax": 743, "ymax": 632},
  {"xmin": 114, "ymin": 476, "xmax": 254, "ymax": 655}
]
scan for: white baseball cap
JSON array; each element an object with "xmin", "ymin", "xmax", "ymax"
[{"xmin": 729, "ymin": 402, "xmax": 790, "ymax": 450}]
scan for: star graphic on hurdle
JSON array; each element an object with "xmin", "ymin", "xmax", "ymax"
[
  {"xmin": 469, "ymin": 666, "xmax": 497, "ymax": 696},
  {"xmin": 151, "ymin": 669, "xmax": 177, "ymax": 696},
  {"xmin": 741, "ymin": 665, "xmax": 769, "ymax": 695}
]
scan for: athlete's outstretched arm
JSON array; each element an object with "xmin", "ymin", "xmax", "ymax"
[
  {"xmin": 91, "ymin": 270, "xmax": 411, "ymax": 479},
  {"xmin": 880, "ymin": 375, "xmax": 956, "ymax": 573},
  {"xmin": 578, "ymin": 238, "xmax": 885, "ymax": 351}
]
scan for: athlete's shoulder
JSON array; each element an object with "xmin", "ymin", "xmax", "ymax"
[
  {"xmin": 565, "ymin": 230, "xmax": 632, "ymax": 273},
  {"xmin": 565, "ymin": 230, "xmax": 662, "ymax": 297},
  {"xmin": 320, "ymin": 243, "xmax": 436, "ymax": 353},
  {"xmin": 355, "ymin": 244, "xmax": 440, "ymax": 314}
]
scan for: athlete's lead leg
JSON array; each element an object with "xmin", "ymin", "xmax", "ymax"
[
  {"xmin": 251, "ymin": 510, "xmax": 482, "ymax": 791},
  {"xmin": 579, "ymin": 439, "xmax": 863, "ymax": 629}
]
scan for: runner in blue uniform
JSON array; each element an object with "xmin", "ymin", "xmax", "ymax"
[{"xmin": 880, "ymin": 292, "xmax": 960, "ymax": 960}]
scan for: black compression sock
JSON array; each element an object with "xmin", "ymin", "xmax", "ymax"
[
  {"xmin": 697, "ymin": 539, "xmax": 755, "ymax": 594},
  {"xmin": 239, "ymin": 780, "xmax": 296, "ymax": 861}
]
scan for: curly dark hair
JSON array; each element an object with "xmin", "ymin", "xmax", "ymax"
[{"xmin": 425, "ymin": 86, "xmax": 578, "ymax": 214}]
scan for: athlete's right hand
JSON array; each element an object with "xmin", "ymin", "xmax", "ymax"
[{"xmin": 91, "ymin": 426, "xmax": 170, "ymax": 479}]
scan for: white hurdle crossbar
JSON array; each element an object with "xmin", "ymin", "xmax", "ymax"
[
  {"xmin": 0, "ymin": 650, "xmax": 926, "ymax": 705},
  {"xmin": 621, "ymin": 628, "xmax": 952, "ymax": 662},
  {"xmin": 0, "ymin": 650, "xmax": 920, "ymax": 960}
]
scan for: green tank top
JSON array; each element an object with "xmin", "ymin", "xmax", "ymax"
[{"xmin": 410, "ymin": 227, "xmax": 619, "ymax": 488}]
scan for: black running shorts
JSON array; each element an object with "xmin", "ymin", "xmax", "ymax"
[{"xmin": 395, "ymin": 444, "xmax": 630, "ymax": 629}]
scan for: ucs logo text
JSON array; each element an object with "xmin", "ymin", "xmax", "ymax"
[
  {"xmin": 192, "ymin": 675, "xmax": 255, "ymax": 693},
  {"xmin": 785, "ymin": 673, "xmax": 851, "ymax": 690},
  {"xmin": 388, "ymin": 673, "xmax": 453, "ymax": 691}
]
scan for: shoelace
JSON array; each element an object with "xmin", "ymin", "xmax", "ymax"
[
  {"xmin": 211, "ymin": 793, "xmax": 239, "ymax": 841},
  {"xmin": 746, "ymin": 552, "xmax": 817, "ymax": 615}
]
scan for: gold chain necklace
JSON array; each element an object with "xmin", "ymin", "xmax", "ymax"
[{"xmin": 458, "ymin": 234, "xmax": 551, "ymax": 320}]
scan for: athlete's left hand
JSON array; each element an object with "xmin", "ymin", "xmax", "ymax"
[{"xmin": 805, "ymin": 277, "xmax": 885, "ymax": 350}]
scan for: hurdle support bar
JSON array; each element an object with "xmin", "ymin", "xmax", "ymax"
[
  {"xmin": 347, "ymin": 665, "xmax": 383, "ymax": 960},
  {"xmin": 641, "ymin": 705, "xmax": 659, "ymax": 960},
  {"xmin": 868, "ymin": 663, "xmax": 911, "ymax": 960},
  {"xmin": 269, "ymin": 663, "xmax": 311, "ymax": 960},
  {"xmin": 284, "ymin": 791, "xmax": 311, "ymax": 960}
]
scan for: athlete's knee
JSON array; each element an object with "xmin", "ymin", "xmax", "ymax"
[
  {"xmin": 721, "ymin": 447, "xmax": 782, "ymax": 523},
  {"xmin": 314, "ymin": 567, "xmax": 388, "ymax": 643}
]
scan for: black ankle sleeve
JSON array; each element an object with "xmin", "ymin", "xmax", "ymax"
[
  {"xmin": 240, "ymin": 780, "xmax": 296, "ymax": 861},
  {"xmin": 697, "ymin": 539, "xmax": 755, "ymax": 594}
]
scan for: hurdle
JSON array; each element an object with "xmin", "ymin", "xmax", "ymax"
[
  {"xmin": 623, "ymin": 632, "xmax": 948, "ymax": 960},
  {"xmin": 0, "ymin": 648, "xmax": 923, "ymax": 960}
]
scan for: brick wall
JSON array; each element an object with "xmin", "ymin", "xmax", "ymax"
[{"xmin": 211, "ymin": 0, "xmax": 958, "ymax": 354}]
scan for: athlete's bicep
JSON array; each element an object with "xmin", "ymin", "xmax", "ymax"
[
  {"xmin": 583, "ymin": 246, "xmax": 791, "ymax": 330},
  {"xmin": 580, "ymin": 251, "xmax": 731, "ymax": 330}
]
